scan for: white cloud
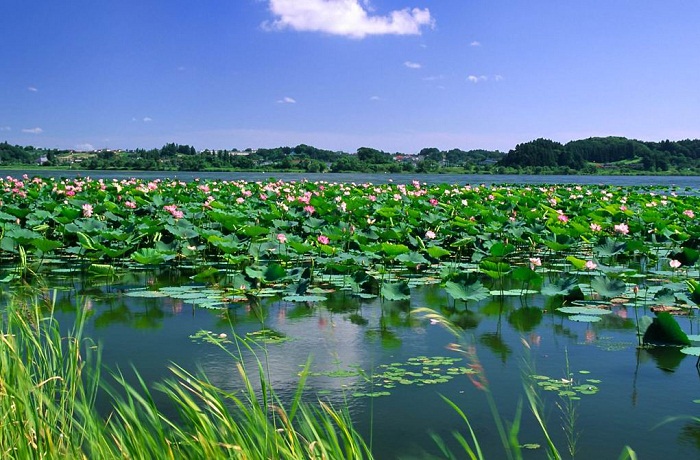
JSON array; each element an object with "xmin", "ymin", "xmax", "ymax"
[
  {"xmin": 22, "ymin": 127, "xmax": 43, "ymax": 134},
  {"xmin": 27, "ymin": 86, "xmax": 38, "ymax": 92},
  {"xmin": 369, "ymin": 95, "xmax": 381, "ymax": 101},
  {"xmin": 404, "ymin": 61, "xmax": 421, "ymax": 69},
  {"xmin": 277, "ymin": 96, "xmax": 297, "ymax": 104},
  {"xmin": 143, "ymin": 117, "xmax": 153, "ymax": 122},
  {"xmin": 76, "ymin": 143, "xmax": 95, "ymax": 151},
  {"xmin": 469, "ymin": 41, "xmax": 481, "ymax": 47},
  {"xmin": 466, "ymin": 75, "xmax": 503, "ymax": 83},
  {"xmin": 265, "ymin": 0, "xmax": 433, "ymax": 39},
  {"xmin": 423, "ymin": 74, "xmax": 444, "ymax": 81},
  {"xmin": 0, "ymin": 126, "xmax": 10, "ymax": 132}
]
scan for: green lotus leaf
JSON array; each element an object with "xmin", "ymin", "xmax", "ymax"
[
  {"xmin": 445, "ymin": 280, "xmax": 490, "ymax": 303},
  {"xmin": 124, "ymin": 289, "xmax": 168, "ymax": 298},
  {"xmin": 680, "ymin": 347, "xmax": 700, "ymax": 357},
  {"xmin": 567, "ymin": 315, "xmax": 602, "ymax": 323},
  {"xmin": 590, "ymin": 276, "xmax": 627, "ymax": 299},
  {"xmin": 426, "ymin": 245, "xmax": 451, "ymax": 259},
  {"xmin": 381, "ymin": 281, "xmax": 411, "ymax": 301},
  {"xmin": 558, "ymin": 306, "xmax": 612, "ymax": 315}
]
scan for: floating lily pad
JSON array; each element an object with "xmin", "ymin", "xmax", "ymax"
[
  {"xmin": 282, "ymin": 294, "xmax": 327, "ymax": 302},
  {"xmin": 124, "ymin": 289, "xmax": 168, "ymax": 298},
  {"xmin": 558, "ymin": 306, "xmax": 612, "ymax": 315},
  {"xmin": 245, "ymin": 329, "xmax": 289, "ymax": 344},
  {"xmin": 567, "ymin": 314, "xmax": 603, "ymax": 323},
  {"xmin": 680, "ymin": 347, "xmax": 700, "ymax": 357}
]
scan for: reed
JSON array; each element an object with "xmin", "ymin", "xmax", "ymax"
[{"xmin": 0, "ymin": 301, "xmax": 372, "ymax": 459}]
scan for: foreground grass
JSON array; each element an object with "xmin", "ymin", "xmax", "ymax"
[{"xmin": 0, "ymin": 304, "xmax": 372, "ymax": 459}]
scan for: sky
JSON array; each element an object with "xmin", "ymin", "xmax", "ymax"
[{"xmin": 2, "ymin": 1, "xmax": 700, "ymax": 154}]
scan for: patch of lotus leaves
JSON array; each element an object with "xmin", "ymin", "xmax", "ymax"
[
  {"xmin": 124, "ymin": 289, "xmax": 169, "ymax": 298},
  {"xmin": 531, "ymin": 372, "xmax": 601, "ymax": 399},
  {"xmin": 367, "ymin": 356, "xmax": 471, "ymax": 394},
  {"xmin": 189, "ymin": 330, "xmax": 231, "ymax": 345},
  {"xmin": 125, "ymin": 286, "xmax": 232, "ymax": 309},
  {"xmin": 245, "ymin": 328, "xmax": 289, "ymax": 344}
]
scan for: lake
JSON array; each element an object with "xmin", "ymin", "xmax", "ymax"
[{"xmin": 2, "ymin": 171, "xmax": 699, "ymax": 458}]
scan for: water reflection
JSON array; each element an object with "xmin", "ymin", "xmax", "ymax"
[{"xmin": 3, "ymin": 271, "xmax": 700, "ymax": 459}]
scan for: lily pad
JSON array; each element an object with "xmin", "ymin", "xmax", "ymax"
[{"xmin": 567, "ymin": 314, "xmax": 603, "ymax": 323}]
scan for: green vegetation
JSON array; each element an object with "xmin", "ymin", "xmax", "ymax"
[
  {"xmin": 3, "ymin": 175, "xmax": 699, "ymax": 457},
  {"xmin": 5, "ymin": 135, "xmax": 700, "ymax": 174},
  {"xmin": 0, "ymin": 303, "xmax": 373, "ymax": 459}
]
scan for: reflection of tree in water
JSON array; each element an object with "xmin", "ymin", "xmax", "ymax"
[
  {"xmin": 364, "ymin": 300, "xmax": 417, "ymax": 349},
  {"xmin": 508, "ymin": 307, "xmax": 543, "ymax": 332},
  {"xmin": 93, "ymin": 297, "xmax": 170, "ymax": 330}
]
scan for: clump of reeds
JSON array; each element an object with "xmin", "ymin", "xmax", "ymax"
[{"xmin": 0, "ymin": 302, "xmax": 372, "ymax": 459}]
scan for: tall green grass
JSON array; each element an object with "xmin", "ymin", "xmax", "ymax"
[
  {"xmin": 0, "ymin": 302, "xmax": 372, "ymax": 459},
  {"xmin": 0, "ymin": 299, "xmax": 641, "ymax": 459}
]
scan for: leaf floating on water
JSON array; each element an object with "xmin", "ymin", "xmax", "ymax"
[
  {"xmin": 124, "ymin": 289, "xmax": 168, "ymax": 298},
  {"xmin": 680, "ymin": 347, "xmax": 700, "ymax": 357},
  {"xmin": 558, "ymin": 306, "xmax": 612, "ymax": 316},
  {"xmin": 568, "ymin": 314, "xmax": 602, "ymax": 323}
]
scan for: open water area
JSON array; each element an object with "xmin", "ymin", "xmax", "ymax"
[
  {"xmin": 5, "ymin": 169, "xmax": 700, "ymax": 189},
  {"xmin": 1, "ymin": 170, "xmax": 699, "ymax": 458}
]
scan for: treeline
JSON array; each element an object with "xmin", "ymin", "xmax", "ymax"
[
  {"xmin": 497, "ymin": 137, "xmax": 700, "ymax": 174},
  {"xmin": 4, "ymin": 136, "xmax": 700, "ymax": 174}
]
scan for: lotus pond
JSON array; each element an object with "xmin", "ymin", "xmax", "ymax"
[{"xmin": 2, "ymin": 175, "xmax": 700, "ymax": 458}]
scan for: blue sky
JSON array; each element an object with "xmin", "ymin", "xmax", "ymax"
[{"xmin": 2, "ymin": 1, "xmax": 700, "ymax": 154}]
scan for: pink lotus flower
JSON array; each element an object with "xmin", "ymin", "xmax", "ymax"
[
  {"xmin": 614, "ymin": 223, "xmax": 629, "ymax": 235},
  {"xmin": 590, "ymin": 223, "xmax": 602, "ymax": 232},
  {"xmin": 317, "ymin": 235, "xmax": 330, "ymax": 245},
  {"xmin": 425, "ymin": 230, "xmax": 436, "ymax": 239},
  {"xmin": 557, "ymin": 213, "xmax": 569, "ymax": 223},
  {"xmin": 304, "ymin": 205, "xmax": 315, "ymax": 214},
  {"xmin": 529, "ymin": 257, "xmax": 542, "ymax": 269},
  {"xmin": 82, "ymin": 203, "xmax": 93, "ymax": 218},
  {"xmin": 683, "ymin": 209, "xmax": 695, "ymax": 218},
  {"xmin": 585, "ymin": 260, "xmax": 597, "ymax": 270},
  {"xmin": 125, "ymin": 201, "xmax": 136, "ymax": 209},
  {"xmin": 669, "ymin": 259, "xmax": 682, "ymax": 269},
  {"xmin": 277, "ymin": 233, "xmax": 287, "ymax": 244}
]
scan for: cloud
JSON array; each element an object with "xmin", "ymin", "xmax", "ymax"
[
  {"xmin": 265, "ymin": 0, "xmax": 433, "ymax": 39},
  {"xmin": 422, "ymin": 74, "xmax": 444, "ymax": 81},
  {"xmin": 27, "ymin": 86, "xmax": 38, "ymax": 92},
  {"xmin": 277, "ymin": 96, "xmax": 297, "ymax": 104},
  {"xmin": 143, "ymin": 117, "xmax": 153, "ymax": 122},
  {"xmin": 22, "ymin": 127, "xmax": 43, "ymax": 134},
  {"xmin": 369, "ymin": 95, "xmax": 381, "ymax": 101},
  {"xmin": 76, "ymin": 143, "xmax": 95, "ymax": 151},
  {"xmin": 469, "ymin": 41, "xmax": 481, "ymax": 47},
  {"xmin": 466, "ymin": 75, "xmax": 503, "ymax": 83},
  {"xmin": 404, "ymin": 61, "xmax": 421, "ymax": 69},
  {"xmin": 0, "ymin": 126, "xmax": 10, "ymax": 132}
]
